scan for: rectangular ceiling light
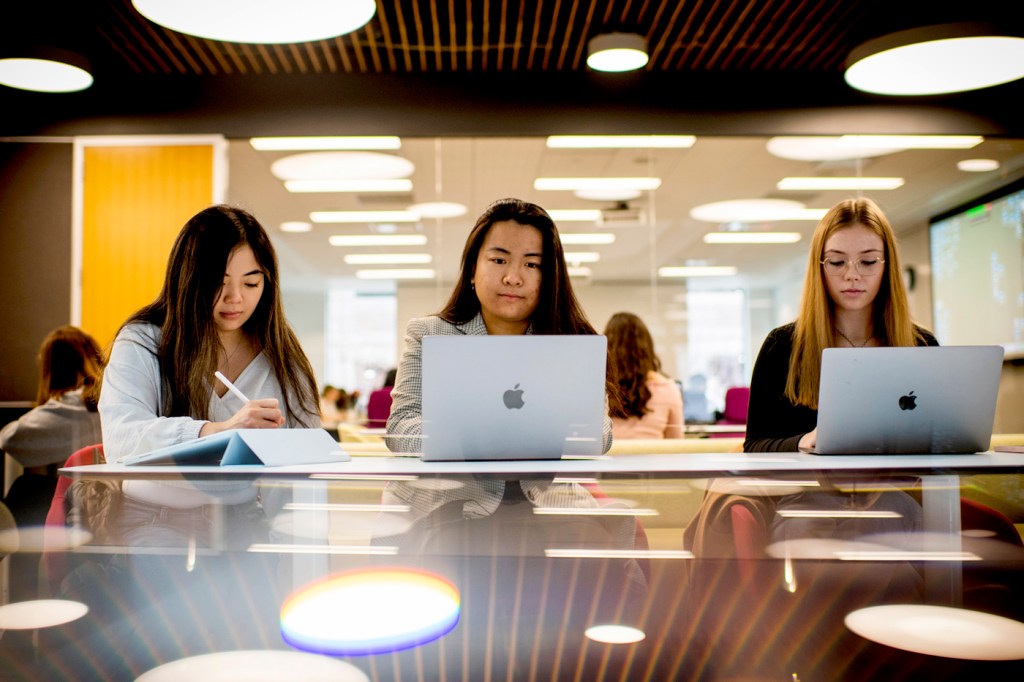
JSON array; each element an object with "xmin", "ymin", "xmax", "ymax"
[
  {"xmin": 546, "ymin": 135, "xmax": 696, "ymax": 148},
  {"xmin": 567, "ymin": 266, "xmax": 592, "ymax": 278},
  {"xmin": 285, "ymin": 178, "xmax": 413, "ymax": 193},
  {"xmin": 250, "ymin": 136, "xmax": 402, "ymax": 150},
  {"xmin": 547, "ymin": 209, "xmax": 602, "ymax": 221},
  {"xmin": 355, "ymin": 268, "xmax": 436, "ymax": 280},
  {"xmin": 777, "ymin": 177, "xmax": 905, "ymax": 190},
  {"xmin": 560, "ymin": 233, "xmax": 616, "ymax": 245},
  {"xmin": 534, "ymin": 177, "xmax": 662, "ymax": 191},
  {"xmin": 658, "ymin": 266, "xmax": 738, "ymax": 277},
  {"xmin": 703, "ymin": 232, "xmax": 802, "ymax": 244},
  {"xmin": 564, "ymin": 251, "xmax": 600, "ymax": 263},
  {"xmin": 329, "ymin": 235, "xmax": 427, "ymax": 247},
  {"xmin": 839, "ymin": 134, "xmax": 983, "ymax": 149},
  {"xmin": 343, "ymin": 253, "xmax": 432, "ymax": 264},
  {"xmin": 312, "ymin": 210, "xmax": 419, "ymax": 223}
]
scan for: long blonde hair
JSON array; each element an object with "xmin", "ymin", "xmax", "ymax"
[{"xmin": 786, "ymin": 197, "xmax": 924, "ymax": 409}]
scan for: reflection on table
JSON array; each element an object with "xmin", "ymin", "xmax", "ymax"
[{"xmin": 1, "ymin": 452, "xmax": 1023, "ymax": 680}]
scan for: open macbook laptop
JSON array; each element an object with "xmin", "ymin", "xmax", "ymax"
[
  {"xmin": 808, "ymin": 345, "xmax": 1004, "ymax": 455},
  {"xmin": 420, "ymin": 335, "xmax": 607, "ymax": 461}
]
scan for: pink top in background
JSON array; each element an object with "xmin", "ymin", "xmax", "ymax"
[
  {"xmin": 611, "ymin": 373, "xmax": 685, "ymax": 440},
  {"xmin": 366, "ymin": 385, "xmax": 394, "ymax": 428}
]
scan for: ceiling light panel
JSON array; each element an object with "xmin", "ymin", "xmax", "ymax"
[
  {"xmin": 957, "ymin": 159, "xmax": 1000, "ymax": 172},
  {"xmin": 564, "ymin": 252, "xmax": 601, "ymax": 263},
  {"xmin": 658, "ymin": 266, "xmax": 738, "ymax": 277},
  {"xmin": 343, "ymin": 254, "xmax": 432, "ymax": 265},
  {"xmin": 535, "ymin": 177, "xmax": 662, "ymax": 191},
  {"xmin": 408, "ymin": 202, "xmax": 468, "ymax": 219},
  {"xmin": 703, "ymin": 232, "xmax": 802, "ymax": 244},
  {"xmin": 312, "ymin": 211, "xmax": 419, "ymax": 223},
  {"xmin": 355, "ymin": 269, "xmax": 436, "ymax": 280},
  {"xmin": 251, "ymin": 136, "xmax": 401, "ymax": 151},
  {"xmin": 547, "ymin": 209, "xmax": 602, "ymax": 222},
  {"xmin": 329, "ymin": 235, "xmax": 427, "ymax": 247},
  {"xmin": 285, "ymin": 179, "xmax": 413, "ymax": 193},
  {"xmin": 272, "ymin": 152, "xmax": 415, "ymax": 181},
  {"xmin": 132, "ymin": 0, "xmax": 377, "ymax": 44},
  {"xmin": 559, "ymin": 233, "xmax": 616, "ymax": 245},
  {"xmin": 777, "ymin": 177, "xmax": 905, "ymax": 190},
  {"xmin": 546, "ymin": 135, "xmax": 695, "ymax": 149},
  {"xmin": 839, "ymin": 135, "xmax": 983, "ymax": 150}
]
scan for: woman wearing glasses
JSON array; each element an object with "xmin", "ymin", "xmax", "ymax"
[{"xmin": 744, "ymin": 197, "xmax": 937, "ymax": 453}]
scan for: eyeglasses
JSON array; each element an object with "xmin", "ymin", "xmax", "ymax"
[{"xmin": 820, "ymin": 257, "xmax": 885, "ymax": 276}]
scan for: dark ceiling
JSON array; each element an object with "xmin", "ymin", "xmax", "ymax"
[{"xmin": 3, "ymin": 0, "xmax": 1023, "ymax": 138}]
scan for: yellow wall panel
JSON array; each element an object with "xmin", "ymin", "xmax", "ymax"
[{"xmin": 81, "ymin": 145, "xmax": 214, "ymax": 349}]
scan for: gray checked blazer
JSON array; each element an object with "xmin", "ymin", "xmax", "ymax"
[{"xmin": 385, "ymin": 312, "xmax": 613, "ymax": 455}]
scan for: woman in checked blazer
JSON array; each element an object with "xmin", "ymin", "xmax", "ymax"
[{"xmin": 386, "ymin": 197, "xmax": 614, "ymax": 455}]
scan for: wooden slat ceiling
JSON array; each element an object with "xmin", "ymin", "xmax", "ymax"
[{"xmin": 94, "ymin": 0, "xmax": 882, "ymax": 78}]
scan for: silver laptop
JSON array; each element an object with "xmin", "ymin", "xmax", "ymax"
[
  {"xmin": 809, "ymin": 345, "xmax": 1004, "ymax": 455},
  {"xmin": 420, "ymin": 335, "xmax": 607, "ymax": 461}
]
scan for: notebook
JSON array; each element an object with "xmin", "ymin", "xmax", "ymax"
[
  {"xmin": 121, "ymin": 428, "xmax": 349, "ymax": 466},
  {"xmin": 807, "ymin": 345, "xmax": 1004, "ymax": 455},
  {"xmin": 420, "ymin": 335, "xmax": 607, "ymax": 461}
]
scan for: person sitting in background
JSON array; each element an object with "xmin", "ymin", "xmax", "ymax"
[
  {"xmin": 1, "ymin": 325, "xmax": 104, "ymax": 526},
  {"xmin": 319, "ymin": 384, "xmax": 344, "ymax": 428},
  {"xmin": 366, "ymin": 368, "xmax": 397, "ymax": 429},
  {"xmin": 604, "ymin": 312, "xmax": 683, "ymax": 440}
]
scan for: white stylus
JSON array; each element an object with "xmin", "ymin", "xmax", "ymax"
[{"xmin": 214, "ymin": 371, "xmax": 251, "ymax": 403}]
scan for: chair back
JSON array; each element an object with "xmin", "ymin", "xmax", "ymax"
[
  {"xmin": 44, "ymin": 444, "xmax": 104, "ymax": 528},
  {"xmin": 719, "ymin": 387, "xmax": 750, "ymax": 424}
]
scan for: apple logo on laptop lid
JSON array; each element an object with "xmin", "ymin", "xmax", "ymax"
[
  {"xmin": 503, "ymin": 383, "xmax": 525, "ymax": 409},
  {"xmin": 898, "ymin": 391, "xmax": 917, "ymax": 411}
]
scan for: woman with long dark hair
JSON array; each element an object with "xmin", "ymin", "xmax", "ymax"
[{"xmin": 605, "ymin": 312, "xmax": 683, "ymax": 439}]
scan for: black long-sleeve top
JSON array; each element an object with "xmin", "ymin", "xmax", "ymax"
[{"xmin": 743, "ymin": 322, "xmax": 939, "ymax": 452}]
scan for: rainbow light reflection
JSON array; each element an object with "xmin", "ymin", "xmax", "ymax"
[{"xmin": 281, "ymin": 567, "xmax": 460, "ymax": 655}]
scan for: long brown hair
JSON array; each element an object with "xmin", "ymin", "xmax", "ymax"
[
  {"xmin": 110, "ymin": 205, "xmax": 319, "ymax": 423},
  {"xmin": 786, "ymin": 197, "xmax": 924, "ymax": 409},
  {"xmin": 605, "ymin": 312, "xmax": 663, "ymax": 419},
  {"xmin": 36, "ymin": 325, "xmax": 104, "ymax": 410},
  {"xmin": 438, "ymin": 198, "xmax": 596, "ymax": 335}
]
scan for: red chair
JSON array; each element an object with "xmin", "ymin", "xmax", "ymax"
[
  {"xmin": 40, "ymin": 444, "xmax": 104, "ymax": 597},
  {"xmin": 712, "ymin": 386, "xmax": 750, "ymax": 438},
  {"xmin": 44, "ymin": 444, "xmax": 104, "ymax": 528}
]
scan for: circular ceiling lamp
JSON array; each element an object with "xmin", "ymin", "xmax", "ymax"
[
  {"xmin": 137, "ymin": 650, "xmax": 368, "ymax": 682},
  {"xmin": 587, "ymin": 33, "xmax": 649, "ymax": 72},
  {"xmin": 0, "ymin": 49, "xmax": 93, "ymax": 93},
  {"xmin": 845, "ymin": 23, "xmax": 1024, "ymax": 96},
  {"xmin": 132, "ymin": 0, "xmax": 377, "ymax": 44},
  {"xmin": 271, "ymin": 152, "xmax": 415, "ymax": 181},
  {"xmin": 766, "ymin": 137, "xmax": 900, "ymax": 161},
  {"xmin": 957, "ymin": 158, "xmax": 1000, "ymax": 172}
]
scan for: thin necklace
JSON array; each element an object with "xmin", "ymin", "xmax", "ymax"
[{"xmin": 836, "ymin": 328, "xmax": 871, "ymax": 348}]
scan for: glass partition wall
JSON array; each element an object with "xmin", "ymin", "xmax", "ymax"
[{"xmin": 227, "ymin": 135, "xmax": 1024, "ymax": 419}]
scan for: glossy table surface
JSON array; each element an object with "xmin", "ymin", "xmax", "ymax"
[{"xmin": 2, "ymin": 451, "xmax": 1023, "ymax": 681}]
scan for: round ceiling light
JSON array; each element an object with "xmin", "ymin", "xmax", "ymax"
[
  {"xmin": 271, "ymin": 152, "xmax": 415, "ymax": 181},
  {"xmin": 132, "ymin": 0, "xmax": 376, "ymax": 44},
  {"xmin": 0, "ymin": 54, "xmax": 93, "ymax": 93},
  {"xmin": 957, "ymin": 158, "xmax": 1000, "ymax": 172},
  {"xmin": 691, "ymin": 198, "xmax": 811, "ymax": 224},
  {"xmin": 845, "ymin": 24, "xmax": 1024, "ymax": 96},
  {"xmin": 136, "ymin": 650, "xmax": 368, "ymax": 682},
  {"xmin": 766, "ymin": 137, "xmax": 900, "ymax": 161},
  {"xmin": 587, "ymin": 33, "xmax": 649, "ymax": 72}
]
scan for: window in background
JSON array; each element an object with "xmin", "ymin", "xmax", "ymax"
[
  {"xmin": 324, "ymin": 286, "xmax": 397, "ymax": 419},
  {"xmin": 681, "ymin": 289, "xmax": 748, "ymax": 420}
]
